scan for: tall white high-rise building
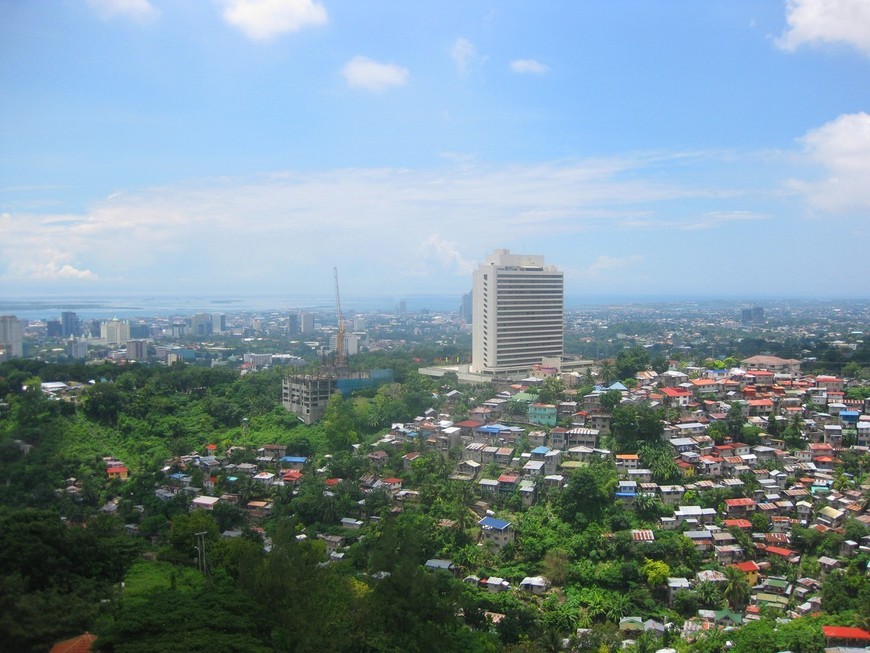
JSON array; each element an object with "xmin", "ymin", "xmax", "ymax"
[{"xmin": 470, "ymin": 249, "xmax": 564, "ymax": 375}]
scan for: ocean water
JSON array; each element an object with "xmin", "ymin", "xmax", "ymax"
[{"xmin": 0, "ymin": 293, "xmax": 464, "ymax": 320}]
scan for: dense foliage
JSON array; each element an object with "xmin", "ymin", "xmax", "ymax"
[{"xmin": 1, "ymin": 357, "xmax": 868, "ymax": 652}]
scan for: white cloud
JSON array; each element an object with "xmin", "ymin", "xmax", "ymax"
[
  {"xmin": 790, "ymin": 112, "xmax": 870, "ymax": 211},
  {"xmin": 510, "ymin": 58, "xmax": 549, "ymax": 74},
  {"xmin": 341, "ymin": 56, "xmax": 409, "ymax": 91},
  {"xmin": 586, "ymin": 255, "xmax": 642, "ymax": 277},
  {"xmin": 221, "ymin": 0, "xmax": 327, "ymax": 41},
  {"xmin": 450, "ymin": 38, "xmax": 477, "ymax": 74},
  {"xmin": 418, "ymin": 235, "xmax": 476, "ymax": 276},
  {"xmin": 86, "ymin": 0, "xmax": 159, "ymax": 22},
  {"xmin": 777, "ymin": 0, "xmax": 870, "ymax": 56},
  {"xmin": 24, "ymin": 259, "xmax": 98, "ymax": 281},
  {"xmin": 0, "ymin": 152, "xmax": 773, "ymax": 294}
]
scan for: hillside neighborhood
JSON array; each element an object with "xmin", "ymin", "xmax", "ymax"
[{"xmin": 69, "ymin": 352, "xmax": 870, "ymax": 650}]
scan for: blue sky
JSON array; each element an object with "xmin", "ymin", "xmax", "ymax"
[{"xmin": 1, "ymin": 0, "xmax": 869, "ymax": 302}]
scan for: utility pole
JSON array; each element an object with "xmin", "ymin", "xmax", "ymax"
[{"xmin": 194, "ymin": 531, "xmax": 209, "ymax": 576}]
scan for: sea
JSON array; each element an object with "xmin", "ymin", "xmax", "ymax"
[
  {"xmin": 0, "ymin": 294, "xmax": 463, "ymax": 321},
  {"xmin": 2, "ymin": 293, "xmax": 853, "ymax": 322}
]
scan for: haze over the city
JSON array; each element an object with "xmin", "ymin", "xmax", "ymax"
[{"xmin": 2, "ymin": 0, "xmax": 869, "ymax": 301}]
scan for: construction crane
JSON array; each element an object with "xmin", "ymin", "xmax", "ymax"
[{"xmin": 333, "ymin": 266, "xmax": 346, "ymax": 368}]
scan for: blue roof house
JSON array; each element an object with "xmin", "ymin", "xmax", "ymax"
[{"xmin": 478, "ymin": 516, "xmax": 515, "ymax": 549}]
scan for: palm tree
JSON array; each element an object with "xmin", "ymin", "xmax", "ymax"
[
  {"xmin": 597, "ymin": 361, "xmax": 616, "ymax": 385},
  {"xmin": 538, "ymin": 628, "xmax": 564, "ymax": 652},
  {"xmin": 582, "ymin": 590, "xmax": 608, "ymax": 622},
  {"xmin": 696, "ymin": 580, "xmax": 724, "ymax": 608},
  {"xmin": 605, "ymin": 593, "xmax": 631, "ymax": 622},
  {"xmin": 634, "ymin": 492, "xmax": 659, "ymax": 520},
  {"xmin": 722, "ymin": 566, "xmax": 750, "ymax": 610}
]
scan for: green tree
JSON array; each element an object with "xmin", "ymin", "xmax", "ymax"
[
  {"xmin": 641, "ymin": 558, "xmax": 670, "ymax": 586},
  {"xmin": 599, "ymin": 390, "xmax": 622, "ymax": 414},
  {"xmin": 97, "ymin": 576, "xmax": 272, "ymax": 653},
  {"xmin": 672, "ymin": 589, "xmax": 699, "ymax": 617},
  {"xmin": 0, "ymin": 509, "xmax": 138, "ymax": 653},
  {"xmin": 322, "ymin": 392, "xmax": 358, "ymax": 452},
  {"xmin": 725, "ymin": 403, "xmax": 746, "ymax": 438},
  {"xmin": 696, "ymin": 580, "xmax": 724, "ymax": 608},
  {"xmin": 611, "ymin": 404, "xmax": 664, "ymax": 451},
  {"xmin": 776, "ymin": 617, "xmax": 826, "ymax": 653},
  {"xmin": 557, "ymin": 461, "xmax": 615, "ymax": 525},
  {"xmin": 615, "ymin": 346, "xmax": 650, "ymax": 380},
  {"xmin": 82, "ymin": 382, "xmax": 126, "ymax": 425},
  {"xmin": 722, "ymin": 565, "xmax": 751, "ymax": 611},
  {"xmin": 543, "ymin": 549, "xmax": 571, "ymax": 587},
  {"xmin": 537, "ymin": 377, "xmax": 566, "ymax": 405},
  {"xmin": 597, "ymin": 361, "xmax": 616, "ymax": 385},
  {"xmin": 730, "ymin": 618, "xmax": 778, "ymax": 653}
]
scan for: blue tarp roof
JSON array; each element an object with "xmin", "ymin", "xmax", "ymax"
[
  {"xmin": 478, "ymin": 516, "xmax": 511, "ymax": 530},
  {"xmin": 280, "ymin": 456, "xmax": 307, "ymax": 463},
  {"xmin": 531, "ymin": 446, "xmax": 550, "ymax": 455}
]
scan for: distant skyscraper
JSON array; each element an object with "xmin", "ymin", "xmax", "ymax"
[
  {"xmin": 60, "ymin": 311, "xmax": 81, "ymax": 338},
  {"xmin": 752, "ymin": 306, "xmax": 764, "ymax": 323},
  {"xmin": 0, "ymin": 315, "xmax": 24, "ymax": 359},
  {"xmin": 299, "ymin": 311, "xmax": 315, "ymax": 334},
  {"xmin": 101, "ymin": 319, "xmax": 130, "ymax": 345},
  {"xmin": 287, "ymin": 313, "xmax": 299, "ymax": 336},
  {"xmin": 740, "ymin": 306, "xmax": 764, "ymax": 325},
  {"xmin": 212, "ymin": 313, "xmax": 226, "ymax": 334},
  {"xmin": 126, "ymin": 340, "xmax": 148, "ymax": 361},
  {"xmin": 191, "ymin": 313, "xmax": 213, "ymax": 337},
  {"xmin": 470, "ymin": 249, "xmax": 564, "ymax": 375},
  {"xmin": 47, "ymin": 320, "xmax": 63, "ymax": 338},
  {"xmin": 61, "ymin": 311, "xmax": 79, "ymax": 337},
  {"xmin": 460, "ymin": 291, "xmax": 473, "ymax": 323},
  {"xmin": 398, "ymin": 300, "xmax": 407, "ymax": 316},
  {"xmin": 67, "ymin": 338, "xmax": 88, "ymax": 360},
  {"xmin": 330, "ymin": 332, "xmax": 363, "ymax": 356},
  {"xmin": 129, "ymin": 321, "xmax": 149, "ymax": 339}
]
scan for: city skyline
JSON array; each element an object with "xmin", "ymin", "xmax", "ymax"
[{"xmin": 2, "ymin": 1, "xmax": 870, "ymax": 299}]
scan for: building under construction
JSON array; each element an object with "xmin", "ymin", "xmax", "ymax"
[
  {"xmin": 281, "ymin": 268, "xmax": 392, "ymax": 424},
  {"xmin": 282, "ymin": 369, "xmax": 393, "ymax": 424}
]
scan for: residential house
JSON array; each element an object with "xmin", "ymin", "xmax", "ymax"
[
  {"xmin": 724, "ymin": 497, "xmax": 756, "ymax": 516},
  {"xmin": 528, "ymin": 403, "xmax": 557, "ymax": 427},
  {"xmin": 661, "ymin": 387, "xmax": 692, "ymax": 409},
  {"xmin": 191, "ymin": 495, "xmax": 220, "ymax": 511},
  {"xmin": 816, "ymin": 506, "xmax": 845, "ymax": 529},
  {"xmin": 425, "ymin": 559, "xmax": 456, "ymax": 574},
  {"xmin": 616, "ymin": 480, "xmax": 637, "ymax": 503},
  {"xmin": 658, "ymin": 485, "xmax": 686, "ymax": 506},
  {"xmin": 519, "ymin": 576, "xmax": 551, "ymax": 595},
  {"xmin": 478, "ymin": 516, "xmax": 515, "ymax": 549}
]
